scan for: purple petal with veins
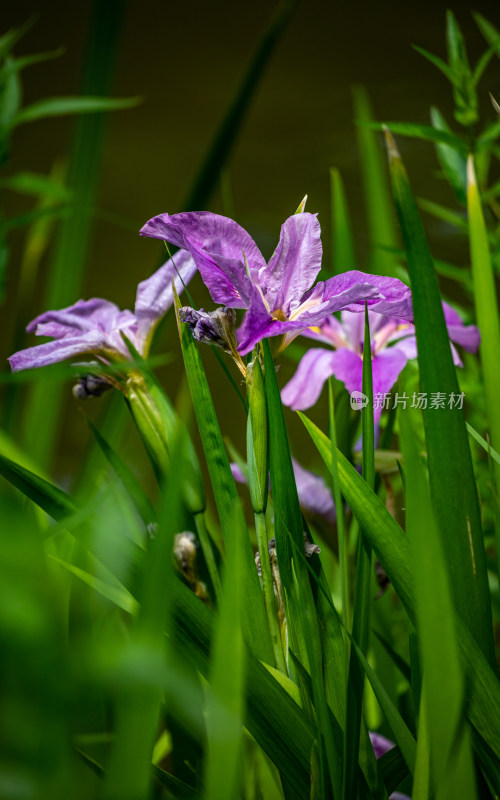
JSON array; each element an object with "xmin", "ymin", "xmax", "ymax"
[
  {"xmin": 9, "ymin": 332, "xmax": 110, "ymax": 372},
  {"xmin": 281, "ymin": 348, "xmax": 340, "ymax": 410},
  {"xmin": 134, "ymin": 249, "xmax": 197, "ymax": 348},
  {"xmin": 27, "ymin": 298, "xmax": 126, "ymax": 339},
  {"xmin": 140, "ymin": 211, "xmax": 265, "ymax": 308},
  {"xmin": 263, "ymin": 213, "xmax": 322, "ymax": 313}
]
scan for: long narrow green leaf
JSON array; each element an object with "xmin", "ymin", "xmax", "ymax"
[
  {"xmin": 86, "ymin": 417, "xmax": 156, "ymax": 525},
  {"xmin": 21, "ymin": 0, "xmax": 129, "ymax": 468},
  {"xmin": 400, "ymin": 411, "xmax": 477, "ymax": 800},
  {"xmin": 412, "ymin": 45, "xmax": 456, "ymax": 84},
  {"xmin": 446, "ymin": 10, "xmax": 478, "ymax": 126},
  {"xmin": 204, "ymin": 509, "xmax": 245, "ymax": 800},
  {"xmin": 262, "ymin": 340, "xmax": 304, "ymax": 586},
  {"xmin": 171, "ymin": 579, "xmax": 313, "ymax": 797},
  {"xmin": 343, "ymin": 307, "xmax": 375, "ymax": 800},
  {"xmin": 362, "ymin": 121, "xmax": 468, "ymax": 154},
  {"xmin": 176, "ymin": 306, "xmax": 273, "ymax": 664},
  {"xmin": 385, "ymin": 129, "xmax": 494, "ymax": 665},
  {"xmin": 0, "ymin": 452, "xmax": 77, "ymax": 520},
  {"xmin": 466, "ymin": 422, "xmax": 500, "ymax": 466},
  {"xmin": 430, "ymin": 106, "xmax": 466, "ymax": 204},
  {"xmin": 298, "ymin": 412, "xmax": 500, "ymax": 789},
  {"xmin": 349, "ymin": 636, "xmax": 416, "ymax": 774},
  {"xmin": 330, "ymin": 167, "xmax": 357, "ymax": 274},
  {"xmin": 11, "ymin": 94, "xmax": 140, "ymax": 126},
  {"xmin": 102, "ymin": 423, "xmax": 185, "ymax": 800},
  {"xmin": 49, "ymin": 554, "xmax": 139, "ymax": 615},
  {"xmin": 182, "ymin": 0, "xmax": 298, "ymax": 210},
  {"xmin": 353, "ymin": 86, "xmax": 399, "ymax": 276},
  {"xmin": 467, "ymin": 155, "xmax": 500, "ymax": 534}
]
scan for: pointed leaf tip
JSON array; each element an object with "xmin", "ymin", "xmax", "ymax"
[
  {"xmin": 295, "ymin": 195, "xmax": 308, "ymax": 214},
  {"xmin": 466, "ymin": 154, "xmax": 476, "ymax": 188},
  {"xmin": 383, "ymin": 127, "xmax": 401, "ymax": 163},
  {"xmin": 489, "ymin": 92, "xmax": 500, "ymax": 116}
]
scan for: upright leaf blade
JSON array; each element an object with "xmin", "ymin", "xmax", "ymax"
[
  {"xmin": 20, "ymin": 0, "xmax": 129, "ymax": 468},
  {"xmin": 177, "ymin": 307, "xmax": 273, "ymax": 664},
  {"xmin": 467, "ymin": 156, "xmax": 500, "ymax": 535},
  {"xmin": 400, "ymin": 411, "xmax": 477, "ymax": 800},
  {"xmin": 385, "ymin": 129, "xmax": 494, "ymax": 666},
  {"xmin": 330, "ymin": 167, "xmax": 357, "ymax": 274},
  {"xmin": 353, "ymin": 86, "xmax": 399, "ymax": 276}
]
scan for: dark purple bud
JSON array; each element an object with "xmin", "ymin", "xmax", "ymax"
[
  {"xmin": 179, "ymin": 306, "xmax": 237, "ymax": 354},
  {"xmin": 72, "ymin": 373, "xmax": 113, "ymax": 399}
]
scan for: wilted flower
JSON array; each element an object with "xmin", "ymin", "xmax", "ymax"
[
  {"xmin": 9, "ymin": 251, "xmax": 197, "ymax": 392},
  {"xmin": 140, "ymin": 210, "xmax": 414, "ymax": 355},
  {"xmin": 281, "ymin": 303, "xmax": 479, "ymax": 420}
]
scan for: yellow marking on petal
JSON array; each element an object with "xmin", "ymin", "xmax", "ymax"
[
  {"xmin": 271, "ymin": 309, "xmax": 287, "ymax": 321},
  {"xmin": 309, "ymin": 325, "xmax": 321, "ymax": 333},
  {"xmin": 289, "ymin": 296, "xmax": 321, "ymax": 320}
]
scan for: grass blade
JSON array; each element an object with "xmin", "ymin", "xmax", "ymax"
[
  {"xmin": 400, "ymin": 410, "xmax": 477, "ymax": 800},
  {"xmin": 467, "ymin": 155, "xmax": 500, "ymax": 543},
  {"xmin": 20, "ymin": 0, "xmax": 129, "ymax": 468},
  {"xmin": 204, "ymin": 508, "xmax": 245, "ymax": 800},
  {"xmin": 0, "ymin": 452, "xmax": 77, "ymax": 520},
  {"xmin": 343, "ymin": 307, "xmax": 375, "ymax": 800},
  {"xmin": 171, "ymin": 578, "xmax": 314, "ymax": 796},
  {"xmin": 352, "ymin": 86, "xmax": 399, "ymax": 276},
  {"xmin": 330, "ymin": 167, "xmax": 357, "ymax": 274},
  {"xmin": 298, "ymin": 412, "xmax": 500, "ymax": 789},
  {"xmin": 11, "ymin": 94, "xmax": 140, "ymax": 126},
  {"xmin": 430, "ymin": 106, "xmax": 466, "ymax": 204},
  {"xmin": 86, "ymin": 417, "xmax": 156, "ymax": 526},
  {"xmin": 176, "ymin": 305, "xmax": 273, "ymax": 664},
  {"xmin": 385, "ymin": 129, "xmax": 494, "ymax": 665},
  {"xmin": 363, "ymin": 121, "xmax": 467, "ymax": 154},
  {"xmin": 182, "ymin": 0, "xmax": 298, "ymax": 210}
]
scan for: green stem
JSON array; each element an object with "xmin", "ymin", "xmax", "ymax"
[
  {"xmin": 254, "ymin": 510, "xmax": 286, "ymax": 673},
  {"xmin": 328, "ymin": 378, "xmax": 350, "ymax": 639},
  {"xmin": 194, "ymin": 511, "xmax": 221, "ymax": 601}
]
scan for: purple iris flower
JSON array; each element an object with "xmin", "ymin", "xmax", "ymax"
[
  {"xmin": 281, "ymin": 303, "xmax": 479, "ymax": 420},
  {"xmin": 140, "ymin": 210, "xmax": 414, "ymax": 355},
  {"xmin": 9, "ymin": 251, "xmax": 197, "ymax": 382}
]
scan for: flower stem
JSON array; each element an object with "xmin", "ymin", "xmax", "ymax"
[{"xmin": 254, "ymin": 510, "xmax": 286, "ymax": 673}]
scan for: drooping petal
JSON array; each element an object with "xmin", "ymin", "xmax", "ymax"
[
  {"xmin": 262, "ymin": 213, "xmax": 322, "ymax": 313},
  {"xmin": 371, "ymin": 348, "xmax": 409, "ymax": 398},
  {"xmin": 140, "ymin": 211, "xmax": 266, "ymax": 308},
  {"xmin": 134, "ymin": 249, "xmax": 197, "ymax": 351},
  {"xmin": 442, "ymin": 302, "xmax": 480, "ymax": 353},
  {"xmin": 27, "ymin": 298, "xmax": 124, "ymax": 339},
  {"xmin": 322, "ymin": 348, "xmax": 363, "ymax": 397},
  {"xmin": 291, "ymin": 458, "xmax": 336, "ymax": 522},
  {"xmin": 8, "ymin": 332, "xmax": 110, "ymax": 372},
  {"xmin": 321, "ymin": 271, "xmax": 413, "ymax": 319},
  {"xmin": 281, "ymin": 348, "xmax": 341, "ymax": 410}
]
